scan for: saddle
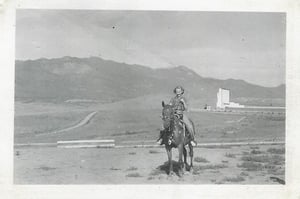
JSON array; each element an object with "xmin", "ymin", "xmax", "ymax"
[{"xmin": 174, "ymin": 113, "xmax": 185, "ymax": 131}]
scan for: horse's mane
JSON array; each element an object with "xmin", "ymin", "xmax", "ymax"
[
  {"xmin": 162, "ymin": 104, "xmax": 174, "ymax": 117},
  {"xmin": 163, "ymin": 104, "xmax": 174, "ymax": 109},
  {"xmin": 162, "ymin": 104, "xmax": 182, "ymax": 127}
]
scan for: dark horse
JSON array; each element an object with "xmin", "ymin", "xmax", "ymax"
[{"xmin": 161, "ymin": 101, "xmax": 194, "ymax": 176}]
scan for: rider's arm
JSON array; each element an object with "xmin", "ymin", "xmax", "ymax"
[{"xmin": 180, "ymin": 97, "xmax": 189, "ymax": 112}]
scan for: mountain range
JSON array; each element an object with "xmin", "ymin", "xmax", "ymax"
[{"xmin": 15, "ymin": 56, "xmax": 285, "ymax": 107}]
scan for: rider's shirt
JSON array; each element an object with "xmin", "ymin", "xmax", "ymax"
[{"xmin": 169, "ymin": 95, "xmax": 188, "ymax": 115}]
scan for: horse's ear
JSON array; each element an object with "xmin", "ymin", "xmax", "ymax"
[{"xmin": 162, "ymin": 101, "xmax": 165, "ymax": 107}]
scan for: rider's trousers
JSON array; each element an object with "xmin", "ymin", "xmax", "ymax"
[{"xmin": 182, "ymin": 114, "xmax": 195, "ymax": 140}]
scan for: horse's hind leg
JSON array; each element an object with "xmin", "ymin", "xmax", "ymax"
[
  {"xmin": 188, "ymin": 144, "xmax": 194, "ymax": 171},
  {"xmin": 183, "ymin": 146, "xmax": 188, "ymax": 171},
  {"xmin": 177, "ymin": 144, "xmax": 184, "ymax": 177}
]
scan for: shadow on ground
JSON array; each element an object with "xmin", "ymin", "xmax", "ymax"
[{"xmin": 151, "ymin": 161, "xmax": 184, "ymax": 177}]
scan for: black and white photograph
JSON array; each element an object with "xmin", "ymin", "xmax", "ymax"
[{"xmin": 13, "ymin": 9, "xmax": 286, "ymax": 184}]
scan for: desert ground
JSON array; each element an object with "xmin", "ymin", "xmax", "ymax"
[
  {"xmin": 14, "ymin": 98, "xmax": 285, "ymax": 184},
  {"xmin": 14, "ymin": 145, "xmax": 285, "ymax": 184}
]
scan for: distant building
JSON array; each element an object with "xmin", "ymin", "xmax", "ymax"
[
  {"xmin": 216, "ymin": 88, "xmax": 245, "ymax": 109},
  {"xmin": 216, "ymin": 88, "xmax": 230, "ymax": 108},
  {"xmin": 204, "ymin": 104, "xmax": 212, "ymax": 111}
]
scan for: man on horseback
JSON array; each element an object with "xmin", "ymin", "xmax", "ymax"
[{"xmin": 157, "ymin": 86, "xmax": 197, "ymax": 146}]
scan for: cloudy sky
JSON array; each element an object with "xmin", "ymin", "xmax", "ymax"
[{"xmin": 16, "ymin": 10, "xmax": 285, "ymax": 87}]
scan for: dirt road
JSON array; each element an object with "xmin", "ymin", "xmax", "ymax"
[{"xmin": 45, "ymin": 111, "xmax": 98, "ymax": 135}]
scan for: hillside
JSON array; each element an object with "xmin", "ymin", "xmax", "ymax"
[{"xmin": 15, "ymin": 56, "xmax": 285, "ymax": 107}]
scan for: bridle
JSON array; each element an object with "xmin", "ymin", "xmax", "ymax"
[{"xmin": 162, "ymin": 106, "xmax": 176, "ymax": 131}]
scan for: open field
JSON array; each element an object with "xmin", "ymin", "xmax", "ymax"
[
  {"xmin": 14, "ymin": 144, "xmax": 285, "ymax": 184},
  {"xmin": 14, "ymin": 99, "xmax": 285, "ymax": 184},
  {"xmin": 15, "ymin": 100, "xmax": 285, "ymax": 144}
]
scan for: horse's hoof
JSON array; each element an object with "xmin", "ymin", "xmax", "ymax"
[
  {"xmin": 189, "ymin": 167, "xmax": 194, "ymax": 173},
  {"xmin": 178, "ymin": 172, "xmax": 184, "ymax": 178},
  {"xmin": 184, "ymin": 164, "xmax": 189, "ymax": 171},
  {"xmin": 177, "ymin": 169, "xmax": 184, "ymax": 177},
  {"xmin": 168, "ymin": 171, "xmax": 175, "ymax": 176},
  {"xmin": 167, "ymin": 172, "xmax": 175, "ymax": 179}
]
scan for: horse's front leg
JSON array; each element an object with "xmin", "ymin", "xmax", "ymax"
[
  {"xmin": 177, "ymin": 144, "xmax": 184, "ymax": 177},
  {"xmin": 189, "ymin": 143, "xmax": 194, "ymax": 172},
  {"xmin": 166, "ymin": 147, "xmax": 173, "ymax": 176},
  {"xmin": 183, "ymin": 146, "xmax": 188, "ymax": 171}
]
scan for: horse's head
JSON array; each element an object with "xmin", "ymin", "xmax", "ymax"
[{"xmin": 161, "ymin": 101, "xmax": 174, "ymax": 129}]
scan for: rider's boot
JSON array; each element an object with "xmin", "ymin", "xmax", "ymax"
[
  {"xmin": 157, "ymin": 129, "xmax": 164, "ymax": 145},
  {"xmin": 157, "ymin": 138, "xmax": 163, "ymax": 145},
  {"xmin": 190, "ymin": 140, "xmax": 197, "ymax": 147},
  {"xmin": 185, "ymin": 126, "xmax": 197, "ymax": 147}
]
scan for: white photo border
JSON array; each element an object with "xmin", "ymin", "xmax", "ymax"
[{"xmin": 1, "ymin": 0, "xmax": 300, "ymax": 198}]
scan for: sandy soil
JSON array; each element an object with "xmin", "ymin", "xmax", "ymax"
[{"xmin": 14, "ymin": 144, "xmax": 285, "ymax": 184}]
